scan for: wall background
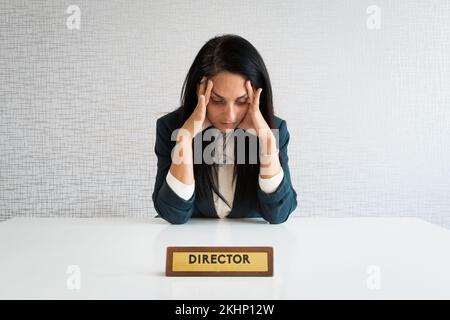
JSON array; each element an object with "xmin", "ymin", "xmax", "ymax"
[{"xmin": 1, "ymin": 1, "xmax": 449, "ymax": 228}]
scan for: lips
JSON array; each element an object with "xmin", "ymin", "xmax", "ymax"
[{"xmin": 221, "ymin": 123, "xmax": 235, "ymax": 128}]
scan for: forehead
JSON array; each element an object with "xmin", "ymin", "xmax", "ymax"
[{"xmin": 211, "ymin": 71, "xmax": 247, "ymax": 98}]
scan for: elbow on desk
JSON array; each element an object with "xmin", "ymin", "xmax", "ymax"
[
  {"xmin": 263, "ymin": 210, "xmax": 292, "ymax": 224},
  {"xmin": 256, "ymin": 170, "xmax": 298, "ymax": 224},
  {"xmin": 164, "ymin": 215, "xmax": 190, "ymax": 225},
  {"xmin": 261, "ymin": 190, "xmax": 298, "ymax": 225},
  {"xmin": 152, "ymin": 182, "xmax": 194, "ymax": 225},
  {"xmin": 152, "ymin": 200, "xmax": 191, "ymax": 224},
  {"xmin": 154, "ymin": 210, "xmax": 191, "ymax": 225},
  {"xmin": 153, "ymin": 204, "xmax": 191, "ymax": 225},
  {"xmin": 265, "ymin": 215, "xmax": 289, "ymax": 224}
]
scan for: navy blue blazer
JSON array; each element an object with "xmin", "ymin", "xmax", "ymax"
[{"xmin": 152, "ymin": 109, "xmax": 298, "ymax": 224}]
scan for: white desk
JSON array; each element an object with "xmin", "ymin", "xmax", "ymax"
[{"xmin": 0, "ymin": 217, "xmax": 449, "ymax": 299}]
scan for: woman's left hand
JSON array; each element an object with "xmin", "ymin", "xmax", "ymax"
[
  {"xmin": 237, "ymin": 81, "xmax": 281, "ymax": 178},
  {"xmin": 237, "ymin": 80, "xmax": 271, "ymax": 136}
]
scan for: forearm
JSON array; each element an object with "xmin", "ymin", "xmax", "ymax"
[
  {"xmin": 169, "ymin": 130, "xmax": 194, "ymax": 185},
  {"xmin": 259, "ymin": 131, "xmax": 282, "ymax": 178}
]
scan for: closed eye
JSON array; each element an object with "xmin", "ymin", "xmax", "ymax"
[
  {"xmin": 211, "ymin": 98, "xmax": 224, "ymax": 104},
  {"xmin": 211, "ymin": 97, "xmax": 248, "ymax": 105}
]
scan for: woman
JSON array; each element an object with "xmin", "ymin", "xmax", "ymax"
[{"xmin": 152, "ymin": 34, "xmax": 297, "ymax": 224}]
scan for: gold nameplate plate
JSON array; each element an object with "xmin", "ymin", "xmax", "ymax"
[{"xmin": 166, "ymin": 246, "xmax": 273, "ymax": 277}]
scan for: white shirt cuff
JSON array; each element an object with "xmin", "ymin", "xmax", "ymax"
[
  {"xmin": 259, "ymin": 168, "xmax": 284, "ymax": 194},
  {"xmin": 165, "ymin": 170, "xmax": 195, "ymax": 201}
]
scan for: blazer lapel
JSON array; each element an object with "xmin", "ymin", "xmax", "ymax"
[
  {"xmin": 227, "ymin": 169, "xmax": 241, "ymax": 218},
  {"xmin": 203, "ymin": 185, "xmax": 218, "ymax": 218}
]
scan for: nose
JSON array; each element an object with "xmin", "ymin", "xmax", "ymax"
[{"xmin": 223, "ymin": 104, "xmax": 237, "ymax": 123}]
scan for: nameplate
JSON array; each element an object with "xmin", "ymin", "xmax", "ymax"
[{"xmin": 166, "ymin": 246, "xmax": 273, "ymax": 277}]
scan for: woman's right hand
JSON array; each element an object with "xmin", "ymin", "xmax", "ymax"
[{"xmin": 181, "ymin": 76, "xmax": 213, "ymax": 139}]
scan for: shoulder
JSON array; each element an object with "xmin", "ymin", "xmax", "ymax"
[
  {"xmin": 273, "ymin": 114, "xmax": 289, "ymax": 135},
  {"xmin": 272, "ymin": 115, "xmax": 290, "ymax": 147},
  {"xmin": 155, "ymin": 108, "xmax": 184, "ymax": 142},
  {"xmin": 273, "ymin": 115, "xmax": 286, "ymax": 130},
  {"xmin": 156, "ymin": 109, "xmax": 182, "ymax": 131}
]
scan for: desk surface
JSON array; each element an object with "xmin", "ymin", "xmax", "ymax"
[{"xmin": 0, "ymin": 216, "xmax": 449, "ymax": 299}]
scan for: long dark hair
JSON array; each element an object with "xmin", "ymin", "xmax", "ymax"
[{"xmin": 175, "ymin": 34, "xmax": 276, "ymax": 211}]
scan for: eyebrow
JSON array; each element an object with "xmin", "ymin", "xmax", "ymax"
[{"xmin": 211, "ymin": 90, "xmax": 248, "ymax": 100}]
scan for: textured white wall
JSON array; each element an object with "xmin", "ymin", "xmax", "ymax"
[{"xmin": 0, "ymin": 1, "xmax": 449, "ymax": 228}]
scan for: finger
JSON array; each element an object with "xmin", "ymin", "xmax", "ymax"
[
  {"xmin": 198, "ymin": 94, "xmax": 206, "ymax": 114},
  {"xmin": 254, "ymin": 88, "xmax": 262, "ymax": 111},
  {"xmin": 245, "ymin": 80, "xmax": 254, "ymax": 101},
  {"xmin": 245, "ymin": 80, "xmax": 255, "ymax": 108},
  {"xmin": 197, "ymin": 76, "xmax": 207, "ymax": 98},
  {"xmin": 204, "ymin": 79, "xmax": 213, "ymax": 105}
]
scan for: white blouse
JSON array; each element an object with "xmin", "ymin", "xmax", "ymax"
[{"xmin": 166, "ymin": 130, "xmax": 284, "ymax": 218}]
